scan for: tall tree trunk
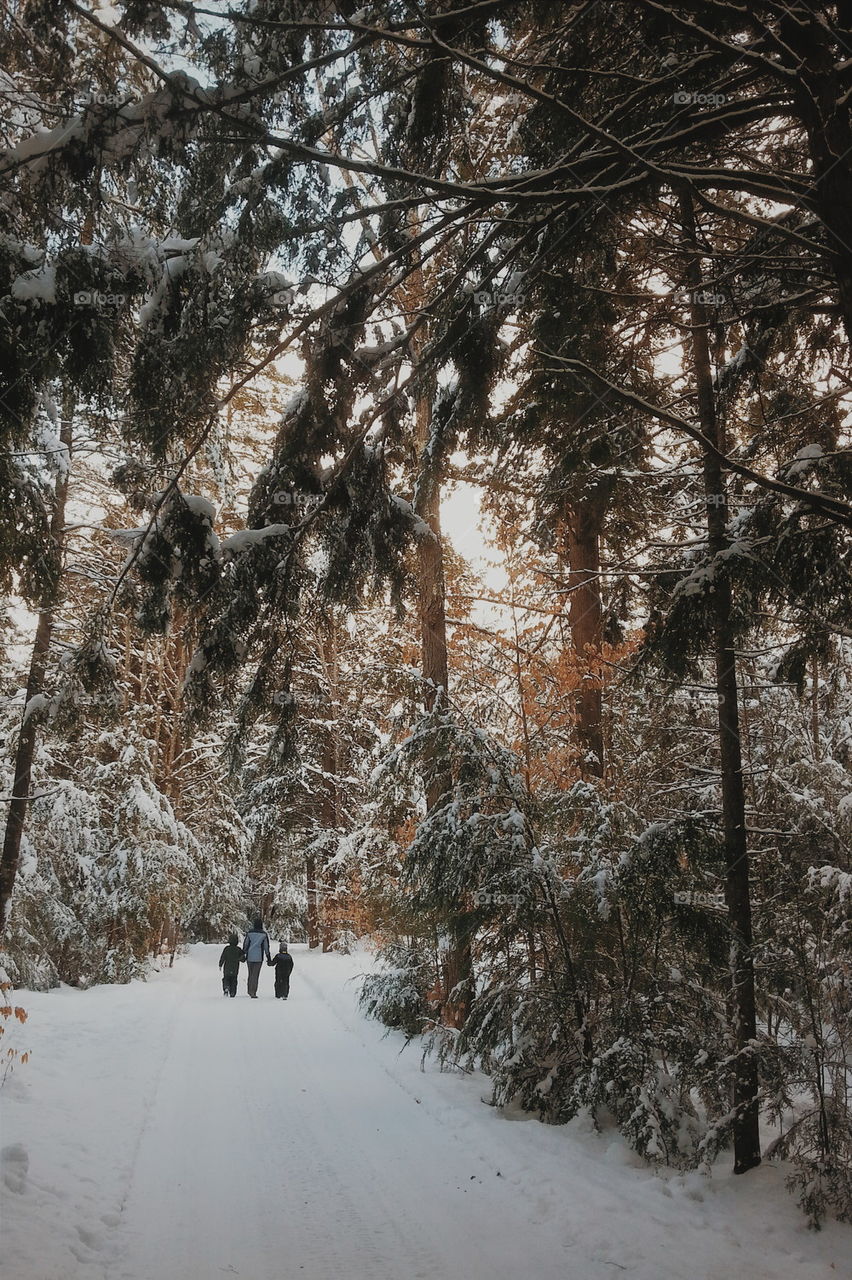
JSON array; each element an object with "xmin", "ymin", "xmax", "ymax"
[
  {"xmin": 0, "ymin": 399, "xmax": 73, "ymax": 934},
  {"xmin": 505, "ymin": 582, "xmax": 538, "ymax": 984},
  {"xmin": 415, "ymin": 397, "xmax": 450, "ymax": 721},
  {"xmin": 680, "ymin": 190, "xmax": 761, "ymax": 1175},
  {"xmin": 319, "ymin": 617, "xmax": 341, "ymax": 953},
  {"xmin": 163, "ymin": 630, "xmax": 185, "ymax": 800},
  {"xmin": 811, "ymin": 653, "xmax": 821, "ymax": 762},
  {"xmin": 413, "ymin": 387, "xmax": 472, "ymax": 1028},
  {"xmin": 563, "ymin": 494, "xmax": 607, "ymax": 779},
  {"xmin": 305, "ymin": 854, "xmax": 320, "ymax": 949}
]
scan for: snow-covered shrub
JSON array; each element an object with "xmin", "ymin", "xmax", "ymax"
[
  {"xmin": 359, "ymin": 941, "xmax": 436, "ymax": 1038},
  {"xmin": 763, "ymin": 864, "xmax": 852, "ymax": 1226},
  {"xmin": 1, "ymin": 717, "xmax": 243, "ymax": 988},
  {"xmin": 446, "ymin": 798, "xmax": 738, "ymax": 1167},
  {"xmin": 357, "ymin": 652, "xmax": 852, "ymax": 1227}
]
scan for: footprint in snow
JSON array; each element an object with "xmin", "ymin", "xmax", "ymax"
[
  {"xmin": 1, "ymin": 1143, "xmax": 28, "ymax": 1194},
  {"xmin": 75, "ymin": 1224, "xmax": 103, "ymax": 1251}
]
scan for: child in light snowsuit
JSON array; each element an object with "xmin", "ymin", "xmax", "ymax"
[
  {"xmin": 219, "ymin": 932, "xmax": 242, "ymax": 997},
  {"xmin": 270, "ymin": 942, "xmax": 294, "ymax": 1000}
]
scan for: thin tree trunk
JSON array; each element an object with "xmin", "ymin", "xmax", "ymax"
[
  {"xmin": 123, "ymin": 615, "xmax": 134, "ymax": 711},
  {"xmin": 413, "ymin": 385, "xmax": 472, "ymax": 1028},
  {"xmin": 508, "ymin": 585, "xmax": 533, "ymax": 793},
  {"xmin": 319, "ymin": 618, "xmax": 341, "ymax": 952},
  {"xmin": 163, "ymin": 632, "xmax": 184, "ymax": 799},
  {"xmin": 0, "ymin": 399, "xmax": 73, "ymax": 934},
  {"xmin": 507, "ymin": 582, "xmax": 538, "ymax": 984},
  {"xmin": 415, "ymin": 389, "xmax": 450, "ymax": 719},
  {"xmin": 563, "ymin": 495, "xmax": 606, "ymax": 779},
  {"xmin": 305, "ymin": 854, "xmax": 320, "ymax": 949},
  {"xmin": 811, "ymin": 653, "xmax": 821, "ymax": 762},
  {"xmin": 140, "ymin": 638, "xmax": 148, "ymax": 704},
  {"xmin": 680, "ymin": 190, "xmax": 761, "ymax": 1175},
  {"xmin": 151, "ymin": 641, "xmax": 166, "ymax": 784}
]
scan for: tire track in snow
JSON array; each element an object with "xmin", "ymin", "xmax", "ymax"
[
  {"xmin": 62, "ymin": 972, "xmax": 187, "ymax": 1280},
  {"xmin": 243, "ymin": 996, "xmax": 449, "ymax": 1280},
  {"xmin": 286, "ymin": 955, "xmax": 570, "ymax": 1279},
  {"xmin": 110, "ymin": 965, "xmax": 290, "ymax": 1280}
]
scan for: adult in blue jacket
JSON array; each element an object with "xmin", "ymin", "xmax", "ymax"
[{"xmin": 242, "ymin": 918, "xmax": 272, "ymax": 997}]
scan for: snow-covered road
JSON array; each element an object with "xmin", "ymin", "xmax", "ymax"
[{"xmin": 1, "ymin": 944, "xmax": 847, "ymax": 1280}]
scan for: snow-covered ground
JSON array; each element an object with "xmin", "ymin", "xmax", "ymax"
[{"xmin": 0, "ymin": 944, "xmax": 847, "ymax": 1280}]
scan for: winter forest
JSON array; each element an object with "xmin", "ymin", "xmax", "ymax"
[{"xmin": 1, "ymin": 1, "xmax": 851, "ymax": 1275}]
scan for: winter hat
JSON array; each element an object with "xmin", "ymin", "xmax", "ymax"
[
  {"xmin": 279, "ymin": 942, "xmax": 288, "ymax": 951},
  {"xmin": 228, "ymin": 932, "xmax": 238, "ymax": 945},
  {"xmin": 252, "ymin": 918, "xmax": 262, "ymax": 930}
]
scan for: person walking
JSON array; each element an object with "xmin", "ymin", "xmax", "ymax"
[
  {"xmin": 270, "ymin": 942, "xmax": 294, "ymax": 1000},
  {"xmin": 242, "ymin": 918, "xmax": 272, "ymax": 997},
  {"xmin": 218, "ymin": 931, "xmax": 243, "ymax": 997}
]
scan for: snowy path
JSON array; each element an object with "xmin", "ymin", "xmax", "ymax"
[{"xmin": 1, "ymin": 945, "xmax": 847, "ymax": 1280}]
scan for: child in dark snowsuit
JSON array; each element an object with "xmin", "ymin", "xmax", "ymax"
[
  {"xmin": 219, "ymin": 932, "xmax": 243, "ymax": 997},
  {"xmin": 270, "ymin": 942, "xmax": 294, "ymax": 1000}
]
